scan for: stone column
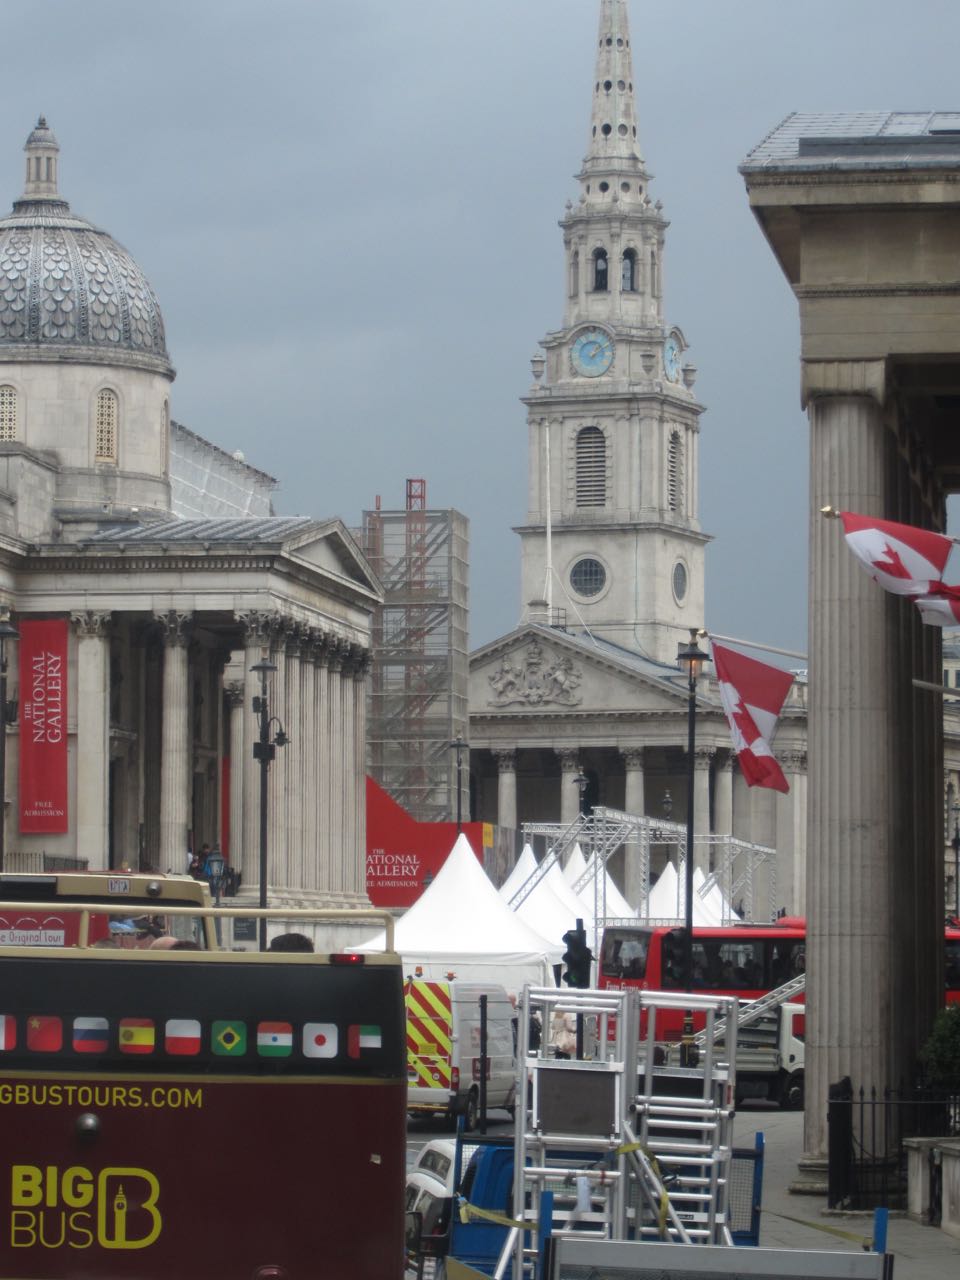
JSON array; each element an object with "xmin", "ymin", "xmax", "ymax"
[
  {"xmin": 237, "ymin": 612, "xmax": 273, "ymax": 894},
  {"xmin": 805, "ymin": 388, "xmax": 901, "ymax": 1161},
  {"xmin": 73, "ymin": 611, "xmax": 111, "ymax": 869},
  {"xmin": 156, "ymin": 611, "xmax": 192, "ymax": 873},
  {"xmin": 495, "ymin": 749, "xmax": 518, "ymax": 832},
  {"xmin": 775, "ymin": 750, "xmax": 807, "ymax": 917},
  {"xmin": 556, "ymin": 748, "xmax": 581, "ymax": 827},
  {"xmin": 621, "ymin": 748, "xmax": 645, "ymax": 907},
  {"xmin": 351, "ymin": 649, "xmax": 370, "ymax": 899},
  {"xmin": 299, "ymin": 632, "xmax": 318, "ymax": 891},
  {"xmin": 340, "ymin": 645, "xmax": 358, "ymax": 896},
  {"xmin": 283, "ymin": 626, "xmax": 304, "ymax": 894},
  {"xmin": 225, "ymin": 681, "xmax": 244, "ymax": 867},
  {"xmin": 327, "ymin": 640, "xmax": 345, "ymax": 892},
  {"xmin": 267, "ymin": 621, "xmax": 288, "ymax": 893},
  {"xmin": 694, "ymin": 747, "xmax": 713, "ymax": 871},
  {"xmin": 314, "ymin": 636, "xmax": 331, "ymax": 894},
  {"xmin": 714, "ymin": 754, "xmax": 733, "ymax": 837}
]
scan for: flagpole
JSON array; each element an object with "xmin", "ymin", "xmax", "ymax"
[{"xmin": 704, "ymin": 631, "xmax": 807, "ymax": 663}]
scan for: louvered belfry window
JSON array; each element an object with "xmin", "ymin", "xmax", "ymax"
[
  {"xmin": 95, "ymin": 388, "xmax": 118, "ymax": 462},
  {"xmin": 668, "ymin": 429, "xmax": 684, "ymax": 512},
  {"xmin": 0, "ymin": 386, "xmax": 16, "ymax": 441},
  {"xmin": 576, "ymin": 426, "xmax": 606, "ymax": 507}
]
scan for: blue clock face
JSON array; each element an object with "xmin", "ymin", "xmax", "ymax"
[
  {"xmin": 571, "ymin": 329, "xmax": 614, "ymax": 377},
  {"xmin": 663, "ymin": 336, "xmax": 681, "ymax": 382}
]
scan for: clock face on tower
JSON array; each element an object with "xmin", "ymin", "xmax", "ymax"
[
  {"xmin": 571, "ymin": 329, "xmax": 614, "ymax": 377},
  {"xmin": 663, "ymin": 336, "xmax": 681, "ymax": 382}
]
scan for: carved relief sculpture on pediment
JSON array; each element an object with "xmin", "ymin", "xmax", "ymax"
[{"xmin": 488, "ymin": 638, "xmax": 583, "ymax": 707}]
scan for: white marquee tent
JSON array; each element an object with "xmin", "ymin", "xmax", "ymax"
[{"xmin": 369, "ymin": 834, "xmax": 559, "ymax": 998}]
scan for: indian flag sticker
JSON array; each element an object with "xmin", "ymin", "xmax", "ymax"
[
  {"xmin": 0, "ymin": 1015, "xmax": 15, "ymax": 1051},
  {"xmin": 302, "ymin": 1022, "xmax": 338, "ymax": 1059},
  {"xmin": 212, "ymin": 1021, "xmax": 247, "ymax": 1056},
  {"xmin": 118, "ymin": 1018, "xmax": 155, "ymax": 1055},
  {"xmin": 348, "ymin": 1024, "xmax": 383, "ymax": 1058},
  {"xmin": 257, "ymin": 1021, "xmax": 293, "ymax": 1057},
  {"xmin": 165, "ymin": 1019, "xmax": 201, "ymax": 1056}
]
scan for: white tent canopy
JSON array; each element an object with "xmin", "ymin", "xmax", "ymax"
[
  {"xmin": 368, "ymin": 834, "xmax": 558, "ymax": 998},
  {"xmin": 578, "ymin": 853, "xmax": 635, "ymax": 921},
  {"xmin": 562, "ymin": 843, "xmax": 588, "ymax": 886},
  {"xmin": 640, "ymin": 860, "xmax": 720, "ymax": 926},
  {"xmin": 498, "ymin": 843, "xmax": 538, "ymax": 903}
]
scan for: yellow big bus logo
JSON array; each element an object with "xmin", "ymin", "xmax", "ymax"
[{"xmin": 9, "ymin": 1165, "xmax": 161, "ymax": 1250}]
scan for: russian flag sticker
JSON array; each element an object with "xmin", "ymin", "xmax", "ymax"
[{"xmin": 73, "ymin": 1017, "xmax": 109, "ymax": 1054}]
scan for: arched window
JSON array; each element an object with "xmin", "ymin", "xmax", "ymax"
[
  {"xmin": 0, "ymin": 385, "xmax": 17, "ymax": 442},
  {"xmin": 95, "ymin": 388, "xmax": 118, "ymax": 462},
  {"xmin": 650, "ymin": 249, "xmax": 660, "ymax": 297},
  {"xmin": 576, "ymin": 426, "xmax": 606, "ymax": 507},
  {"xmin": 570, "ymin": 251, "xmax": 579, "ymax": 298},
  {"xmin": 592, "ymin": 248, "xmax": 608, "ymax": 292},
  {"xmin": 621, "ymin": 249, "xmax": 637, "ymax": 292},
  {"xmin": 667, "ymin": 429, "xmax": 684, "ymax": 513}
]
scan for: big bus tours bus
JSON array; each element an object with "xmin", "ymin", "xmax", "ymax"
[
  {"xmin": 0, "ymin": 881, "xmax": 406, "ymax": 1280},
  {"xmin": 599, "ymin": 917, "xmax": 960, "ymax": 1040}
]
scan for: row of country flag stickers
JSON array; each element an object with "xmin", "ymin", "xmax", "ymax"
[{"xmin": 0, "ymin": 1015, "xmax": 382, "ymax": 1059}]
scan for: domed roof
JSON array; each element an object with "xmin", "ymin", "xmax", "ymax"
[{"xmin": 0, "ymin": 119, "xmax": 170, "ymax": 373}]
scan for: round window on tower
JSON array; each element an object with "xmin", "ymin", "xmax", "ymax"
[
  {"xmin": 672, "ymin": 561, "xmax": 688, "ymax": 604},
  {"xmin": 570, "ymin": 558, "xmax": 607, "ymax": 598}
]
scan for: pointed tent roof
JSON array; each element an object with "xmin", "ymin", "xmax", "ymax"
[
  {"xmin": 393, "ymin": 834, "xmax": 560, "ymax": 961},
  {"xmin": 563, "ymin": 843, "xmax": 588, "ymax": 885},
  {"xmin": 499, "ymin": 844, "xmax": 539, "ymax": 902},
  {"xmin": 515, "ymin": 876, "xmax": 587, "ymax": 953},
  {"xmin": 641, "ymin": 861, "xmax": 720, "ymax": 925},
  {"xmin": 578, "ymin": 853, "xmax": 635, "ymax": 920}
]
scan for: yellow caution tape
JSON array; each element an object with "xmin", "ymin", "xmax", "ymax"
[
  {"xmin": 615, "ymin": 1141, "xmax": 669, "ymax": 1236},
  {"xmin": 456, "ymin": 1197, "xmax": 530, "ymax": 1231},
  {"xmin": 766, "ymin": 1211, "xmax": 875, "ymax": 1249}
]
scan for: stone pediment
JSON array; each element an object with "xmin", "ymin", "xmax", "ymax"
[
  {"xmin": 470, "ymin": 628, "xmax": 687, "ymax": 716},
  {"xmin": 284, "ymin": 520, "xmax": 380, "ymax": 597}
]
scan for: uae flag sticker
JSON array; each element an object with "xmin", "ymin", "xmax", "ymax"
[
  {"xmin": 348, "ymin": 1024, "xmax": 383, "ymax": 1058},
  {"xmin": 257, "ymin": 1021, "xmax": 293, "ymax": 1057},
  {"xmin": 302, "ymin": 1022, "xmax": 338, "ymax": 1059}
]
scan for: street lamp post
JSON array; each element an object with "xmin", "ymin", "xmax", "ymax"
[
  {"xmin": 0, "ymin": 616, "xmax": 19, "ymax": 874},
  {"xmin": 205, "ymin": 846, "xmax": 225, "ymax": 945},
  {"xmin": 450, "ymin": 735, "xmax": 465, "ymax": 832},
  {"xmin": 677, "ymin": 629, "xmax": 708, "ymax": 993},
  {"xmin": 251, "ymin": 659, "xmax": 288, "ymax": 951},
  {"xmin": 952, "ymin": 803, "xmax": 960, "ymax": 920},
  {"xmin": 574, "ymin": 769, "xmax": 589, "ymax": 817}
]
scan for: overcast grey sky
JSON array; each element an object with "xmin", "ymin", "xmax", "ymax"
[{"xmin": 4, "ymin": 0, "xmax": 959, "ymax": 655}]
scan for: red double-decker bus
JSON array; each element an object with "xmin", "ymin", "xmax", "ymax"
[
  {"xmin": 598, "ymin": 917, "xmax": 960, "ymax": 1039},
  {"xmin": 0, "ymin": 883, "xmax": 406, "ymax": 1280}
]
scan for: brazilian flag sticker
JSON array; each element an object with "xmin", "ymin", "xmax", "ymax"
[{"xmin": 212, "ymin": 1021, "xmax": 247, "ymax": 1056}]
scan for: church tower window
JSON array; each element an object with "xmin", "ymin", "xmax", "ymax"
[
  {"xmin": 95, "ymin": 388, "xmax": 118, "ymax": 462},
  {"xmin": 592, "ymin": 248, "xmax": 608, "ymax": 292},
  {"xmin": 0, "ymin": 385, "xmax": 17, "ymax": 441},
  {"xmin": 667, "ymin": 429, "xmax": 684, "ymax": 512},
  {"xmin": 621, "ymin": 249, "xmax": 637, "ymax": 292},
  {"xmin": 576, "ymin": 426, "xmax": 606, "ymax": 508},
  {"xmin": 570, "ymin": 250, "xmax": 579, "ymax": 297}
]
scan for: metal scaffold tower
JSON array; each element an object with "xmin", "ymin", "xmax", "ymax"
[{"xmin": 361, "ymin": 480, "xmax": 469, "ymax": 822}]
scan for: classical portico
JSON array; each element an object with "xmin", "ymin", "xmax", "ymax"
[{"xmin": 742, "ymin": 111, "xmax": 959, "ymax": 1158}]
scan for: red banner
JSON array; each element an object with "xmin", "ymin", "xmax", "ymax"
[{"xmin": 19, "ymin": 617, "xmax": 69, "ymax": 833}]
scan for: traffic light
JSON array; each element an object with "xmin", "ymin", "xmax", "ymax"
[{"xmin": 561, "ymin": 923, "xmax": 593, "ymax": 989}]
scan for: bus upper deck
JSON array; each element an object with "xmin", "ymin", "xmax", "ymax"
[{"xmin": 0, "ymin": 878, "xmax": 405, "ymax": 1280}]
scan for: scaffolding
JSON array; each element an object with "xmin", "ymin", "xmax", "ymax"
[{"xmin": 361, "ymin": 480, "xmax": 469, "ymax": 822}]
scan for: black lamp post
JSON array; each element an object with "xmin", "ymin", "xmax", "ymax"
[
  {"xmin": 450, "ymin": 735, "xmax": 465, "ymax": 832},
  {"xmin": 574, "ymin": 769, "xmax": 589, "ymax": 817},
  {"xmin": 251, "ymin": 658, "xmax": 288, "ymax": 951},
  {"xmin": 0, "ymin": 616, "xmax": 19, "ymax": 874},
  {"xmin": 205, "ymin": 846, "xmax": 225, "ymax": 944},
  {"xmin": 677, "ymin": 628, "xmax": 708, "ymax": 993},
  {"xmin": 951, "ymin": 802, "xmax": 960, "ymax": 921}
]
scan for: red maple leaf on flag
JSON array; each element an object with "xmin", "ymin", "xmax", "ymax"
[{"xmin": 870, "ymin": 542, "xmax": 912, "ymax": 580}]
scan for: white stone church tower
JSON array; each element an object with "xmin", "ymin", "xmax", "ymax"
[{"xmin": 518, "ymin": 0, "xmax": 708, "ymax": 664}]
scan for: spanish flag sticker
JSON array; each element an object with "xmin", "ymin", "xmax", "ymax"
[{"xmin": 118, "ymin": 1018, "xmax": 155, "ymax": 1055}]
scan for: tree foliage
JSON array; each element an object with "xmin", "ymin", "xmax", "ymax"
[{"xmin": 920, "ymin": 1004, "xmax": 960, "ymax": 1087}]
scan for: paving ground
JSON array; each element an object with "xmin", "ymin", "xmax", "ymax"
[{"xmin": 737, "ymin": 1104, "xmax": 960, "ymax": 1278}]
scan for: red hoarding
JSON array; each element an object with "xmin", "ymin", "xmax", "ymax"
[
  {"xmin": 19, "ymin": 617, "xmax": 69, "ymax": 833},
  {"xmin": 366, "ymin": 776, "xmax": 487, "ymax": 907}
]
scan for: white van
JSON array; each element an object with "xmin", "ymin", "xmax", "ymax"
[{"xmin": 405, "ymin": 979, "xmax": 516, "ymax": 1129}]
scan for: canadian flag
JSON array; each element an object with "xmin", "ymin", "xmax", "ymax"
[
  {"xmin": 838, "ymin": 511, "xmax": 955, "ymax": 597},
  {"xmin": 712, "ymin": 642, "xmax": 794, "ymax": 794},
  {"xmin": 914, "ymin": 588, "xmax": 960, "ymax": 629}
]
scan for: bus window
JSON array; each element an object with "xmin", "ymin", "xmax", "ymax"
[
  {"xmin": 600, "ymin": 927, "xmax": 650, "ymax": 980},
  {"xmin": 946, "ymin": 938, "xmax": 960, "ymax": 990}
]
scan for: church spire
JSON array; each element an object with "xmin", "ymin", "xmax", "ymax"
[
  {"xmin": 580, "ymin": 0, "xmax": 646, "ymax": 192},
  {"xmin": 21, "ymin": 117, "xmax": 61, "ymax": 203}
]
